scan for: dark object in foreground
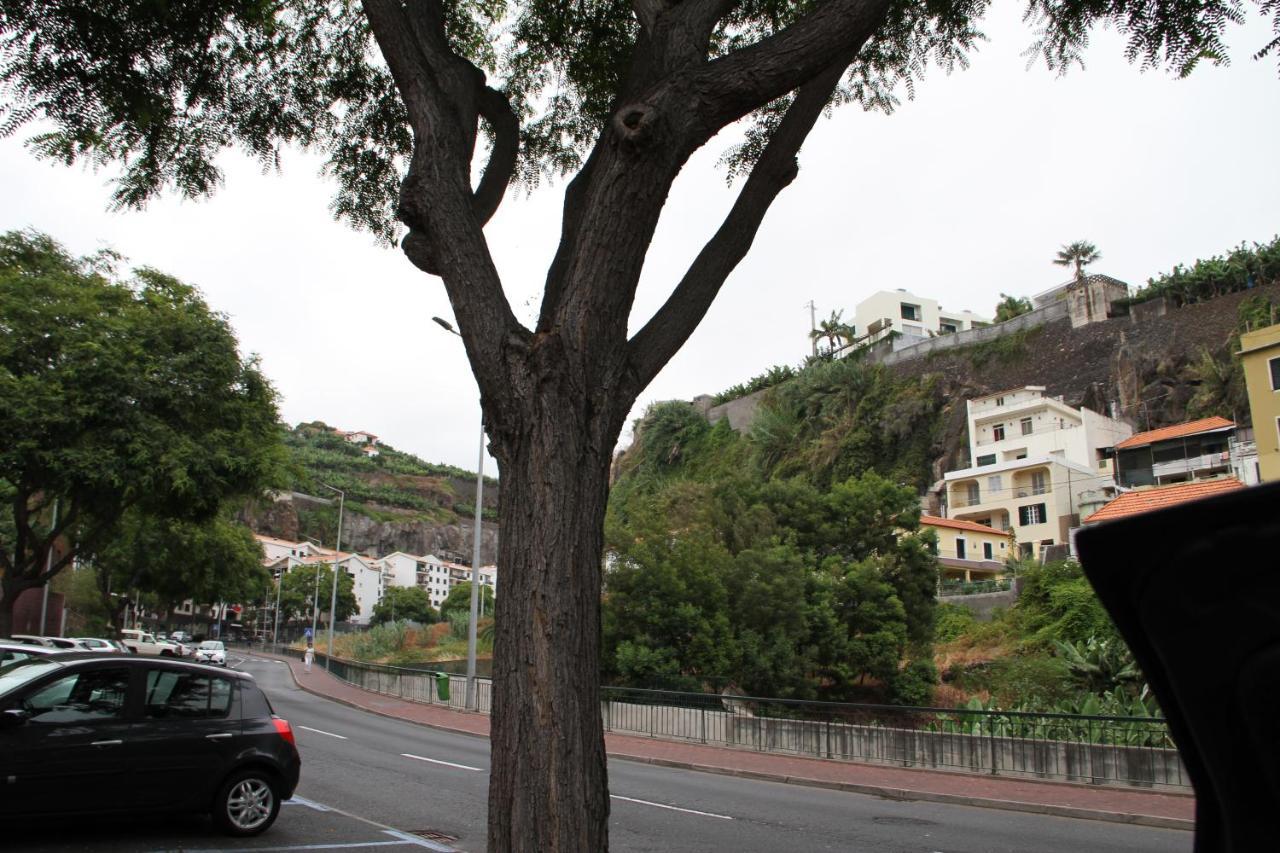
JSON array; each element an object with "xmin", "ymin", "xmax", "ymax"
[
  {"xmin": 1077, "ymin": 479, "xmax": 1280, "ymax": 853},
  {"xmin": 0, "ymin": 653, "xmax": 300, "ymax": 835}
]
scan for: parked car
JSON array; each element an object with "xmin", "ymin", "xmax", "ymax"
[
  {"xmin": 0, "ymin": 654, "xmax": 301, "ymax": 835},
  {"xmin": 119, "ymin": 629, "xmax": 182, "ymax": 657},
  {"xmin": 39, "ymin": 637, "xmax": 93, "ymax": 650},
  {"xmin": 195, "ymin": 641, "xmax": 227, "ymax": 667},
  {"xmin": 7, "ymin": 635, "xmax": 55, "ymax": 647},
  {"xmin": 72, "ymin": 638, "xmax": 125, "ymax": 654},
  {"xmin": 169, "ymin": 631, "xmax": 194, "ymax": 644},
  {"xmin": 0, "ymin": 642, "xmax": 67, "ymax": 667}
]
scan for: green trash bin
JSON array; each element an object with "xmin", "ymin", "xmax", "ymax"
[{"xmin": 435, "ymin": 671, "xmax": 450, "ymax": 702}]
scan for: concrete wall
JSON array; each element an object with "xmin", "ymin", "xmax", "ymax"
[
  {"xmin": 874, "ymin": 301, "xmax": 1070, "ymax": 367},
  {"xmin": 706, "ymin": 387, "xmax": 769, "ymax": 432},
  {"xmin": 937, "ymin": 588, "xmax": 1018, "ymax": 620},
  {"xmin": 601, "ymin": 699, "xmax": 1187, "ymax": 789}
]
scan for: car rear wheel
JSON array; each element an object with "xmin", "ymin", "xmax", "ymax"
[{"xmin": 213, "ymin": 769, "xmax": 281, "ymax": 836}]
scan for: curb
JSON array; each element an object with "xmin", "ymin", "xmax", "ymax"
[{"xmin": 245, "ymin": 650, "xmax": 1194, "ymax": 833}]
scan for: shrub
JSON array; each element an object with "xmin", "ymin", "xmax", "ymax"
[{"xmin": 889, "ymin": 658, "xmax": 939, "ymax": 706}]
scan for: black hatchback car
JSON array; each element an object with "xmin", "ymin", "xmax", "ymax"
[{"xmin": 0, "ymin": 653, "xmax": 301, "ymax": 836}]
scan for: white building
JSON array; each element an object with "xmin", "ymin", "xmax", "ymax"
[
  {"xmin": 380, "ymin": 551, "xmax": 452, "ymax": 608},
  {"xmin": 943, "ymin": 387, "xmax": 1133, "ymax": 560},
  {"xmin": 256, "ymin": 535, "xmax": 384, "ymax": 626},
  {"xmin": 853, "ymin": 289, "xmax": 989, "ymax": 348}
]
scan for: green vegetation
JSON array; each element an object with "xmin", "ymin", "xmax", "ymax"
[
  {"xmin": 607, "ymin": 394, "xmax": 940, "ymax": 703},
  {"xmin": 993, "ymin": 293, "xmax": 1032, "ymax": 322},
  {"xmin": 1127, "ymin": 235, "xmax": 1280, "ymax": 308},
  {"xmin": 371, "ymin": 586, "xmax": 439, "ymax": 626},
  {"xmin": 711, "ymin": 365, "xmax": 798, "ymax": 406},
  {"xmin": 281, "ymin": 422, "xmax": 497, "ymax": 541},
  {"xmin": 0, "ymin": 230, "xmax": 286, "ymax": 636},
  {"xmin": 936, "ymin": 559, "xmax": 1160, "ymax": 716},
  {"xmin": 439, "ymin": 582, "xmax": 495, "ymax": 620}
]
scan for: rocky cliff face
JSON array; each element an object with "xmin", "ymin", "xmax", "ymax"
[{"xmin": 242, "ymin": 491, "xmax": 499, "ymax": 564}]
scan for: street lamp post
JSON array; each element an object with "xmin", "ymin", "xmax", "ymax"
[
  {"xmin": 320, "ymin": 483, "xmax": 345, "ymax": 671},
  {"xmin": 432, "ymin": 316, "xmax": 486, "ymax": 711}
]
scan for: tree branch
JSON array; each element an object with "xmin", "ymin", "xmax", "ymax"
[
  {"xmin": 693, "ymin": 0, "xmax": 893, "ymax": 130},
  {"xmin": 472, "ymin": 85, "xmax": 519, "ymax": 226},
  {"xmin": 625, "ymin": 60, "xmax": 851, "ymax": 393}
]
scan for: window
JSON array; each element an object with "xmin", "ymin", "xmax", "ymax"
[
  {"xmin": 1030, "ymin": 471, "xmax": 1047, "ymax": 495},
  {"xmin": 1271, "ymin": 356, "xmax": 1280, "ymax": 391},
  {"xmin": 1018, "ymin": 503, "xmax": 1047, "ymax": 526},
  {"xmin": 966, "ymin": 482, "xmax": 980, "ymax": 504},
  {"xmin": 993, "ymin": 423, "xmax": 1006, "ymax": 441},
  {"xmin": 996, "ymin": 396, "xmax": 1005, "ymax": 406},
  {"xmin": 976, "ymin": 454, "xmax": 996, "ymax": 467},
  {"xmin": 983, "ymin": 542, "xmax": 994, "ymax": 560},
  {"xmin": 1021, "ymin": 417, "xmax": 1033, "ymax": 435},
  {"xmin": 145, "ymin": 670, "xmax": 233, "ymax": 719},
  {"xmin": 939, "ymin": 321, "xmax": 958, "ymax": 334},
  {"xmin": 987, "ymin": 475, "xmax": 1002, "ymax": 494},
  {"xmin": 23, "ymin": 668, "xmax": 130, "ymax": 724},
  {"xmin": 900, "ymin": 303, "xmax": 921, "ymax": 321},
  {"xmin": 955, "ymin": 539, "xmax": 966, "ymax": 559}
]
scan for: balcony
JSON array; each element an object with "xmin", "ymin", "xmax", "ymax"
[{"xmin": 1151, "ymin": 451, "xmax": 1231, "ymax": 480}]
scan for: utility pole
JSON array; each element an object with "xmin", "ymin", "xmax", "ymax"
[
  {"xmin": 39, "ymin": 499, "xmax": 58, "ymax": 635},
  {"xmin": 805, "ymin": 300, "xmax": 817, "ymax": 357}
]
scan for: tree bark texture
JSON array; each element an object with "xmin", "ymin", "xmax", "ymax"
[{"xmin": 487, "ymin": 380, "xmax": 620, "ymax": 853}]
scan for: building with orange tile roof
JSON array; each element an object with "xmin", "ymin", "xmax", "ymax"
[
  {"xmin": 1084, "ymin": 478, "xmax": 1246, "ymax": 524},
  {"xmin": 919, "ymin": 515, "xmax": 1013, "ymax": 582},
  {"xmin": 1113, "ymin": 416, "xmax": 1235, "ymax": 450},
  {"xmin": 1112, "ymin": 416, "xmax": 1254, "ymax": 488}
]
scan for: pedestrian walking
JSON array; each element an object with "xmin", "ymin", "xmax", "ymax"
[{"xmin": 304, "ymin": 644, "xmax": 315, "ymax": 673}]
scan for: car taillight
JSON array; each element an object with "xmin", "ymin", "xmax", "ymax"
[{"xmin": 272, "ymin": 716, "xmax": 296, "ymax": 746}]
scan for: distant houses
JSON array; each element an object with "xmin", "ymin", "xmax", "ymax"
[{"xmin": 255, "ymin": 534, "xmax": 496, "ymax": 626}]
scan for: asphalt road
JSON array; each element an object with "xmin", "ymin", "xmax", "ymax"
[{"xmin": 7, "ymin": 655, "xmax": 1194, "ymax": 852}]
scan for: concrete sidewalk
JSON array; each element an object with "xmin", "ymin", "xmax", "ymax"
[{"xmin": 248, "ymin": 650, "xmax": 1195, "ymax": 832}]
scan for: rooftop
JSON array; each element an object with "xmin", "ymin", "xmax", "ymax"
[
  {"xmin": 920, "ymin": 515, "xmax": 1014, "ymax": 537},
  {"xmin": 1113, "ymin": 416, "xmax": 1235, "ymax": 450},
  {"xmin": 1084, "ymin": 478, "xmax": 1245, "ymax": 524}
]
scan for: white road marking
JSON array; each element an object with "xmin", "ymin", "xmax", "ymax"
[
  {"xmin": 162, "ymin": 842, "xmax": 411, "ymax": 851},
  {"xmin": 285, "ymin": 795, "xmax": 333, "ymax": 811},
  {"xmin": 610, "ymin": 794, "xmax": 733, "ymax": 820},
  {"xmin": 298, "ymin": 724, "xmax": 349, "ymax": 739},
  {"xmin": 400, "ymin": 752, "xmax": 484, "ymax": 772}
]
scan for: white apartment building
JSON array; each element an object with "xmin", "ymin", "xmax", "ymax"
[
  {"xmin": 853, "ymin": 289, "xmax": 989, "ymax": 348},
  {"xmin": 943, "ymin": 387, "xmax": 1134, "ymax": 560},
  {"xmin": 380, "ymin": 551, "xmax": 452, "ymax": 608},
  {"xmin": 256, "ymin": 535, "xmax": 384, "ymax": 626}
]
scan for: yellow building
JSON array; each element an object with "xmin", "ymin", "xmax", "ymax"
[
  {"xmin": 919, "ymin": 515, "xmax": 1013, "ymax": 582},
  {"xmin": 1240, "ymin": 323, "xmax": 1280, "ymax": 482}
]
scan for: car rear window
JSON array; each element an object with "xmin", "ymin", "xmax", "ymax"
[
  {"xmin": 239, "ymin": 680, "xmax": 273, "ymax": 719},
  {"xmin": 145, "ymin": 670, "xmax": 233, "ymax": 719}
]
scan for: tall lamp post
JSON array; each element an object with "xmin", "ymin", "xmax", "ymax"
[
  {"xmin": 432, "ymin": 316, "xmax": 486, "ymax": 711},
  {"xmin": 320, "ymin": 483, "xmax": 345, "ymax": 671}
]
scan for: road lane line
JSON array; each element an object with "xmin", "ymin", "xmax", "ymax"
[
  {"xmin": 401, "ymin": 752, "xmax": 484, "ymax": 772},
  {"xmin": 161, "ymin": 842, "xmax": 411, "ymax": 852},
  {"xmin": 299, "ymin": 724, "xmax": 349, "ymax": 739},
  {"xmin": 610, "ymin": 794, "xmax": 733, "ymax": 820}
]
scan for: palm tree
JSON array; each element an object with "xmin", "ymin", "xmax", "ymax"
[
  {"xmin": 809, "ymin": 310, "xmax": 856, "ymax": 354},
  {"xmin": 1053, "ymin": 241, "xmax": 1102, "ymax": 282}
]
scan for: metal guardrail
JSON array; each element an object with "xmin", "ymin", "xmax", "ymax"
[{"xmin": 241, "ymin": 644, "xmax": 1185, "ymax": 789}]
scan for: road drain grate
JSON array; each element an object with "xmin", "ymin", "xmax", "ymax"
[{"xmin": 411, "ymin": 829, "xmax": 459, "ymax": 842}]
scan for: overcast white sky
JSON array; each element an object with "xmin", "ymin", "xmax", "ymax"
[{"xmin": 2, "ymin": 8, "xmax": 1278, "ymax": 475}]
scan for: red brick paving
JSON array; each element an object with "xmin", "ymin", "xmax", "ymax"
[{"xmin": 249, "ymin": 650, "xmax": 1194, "ymax": 831}]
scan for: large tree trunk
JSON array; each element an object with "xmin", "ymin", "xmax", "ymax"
[{"xmin": 486, "ymin": 385, "xmax": 618, "ymax": 852}]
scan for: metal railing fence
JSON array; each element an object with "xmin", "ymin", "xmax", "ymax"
[{"xmin": 240, "ymin": 645, "xmax": 1185, "ymax": 790}]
